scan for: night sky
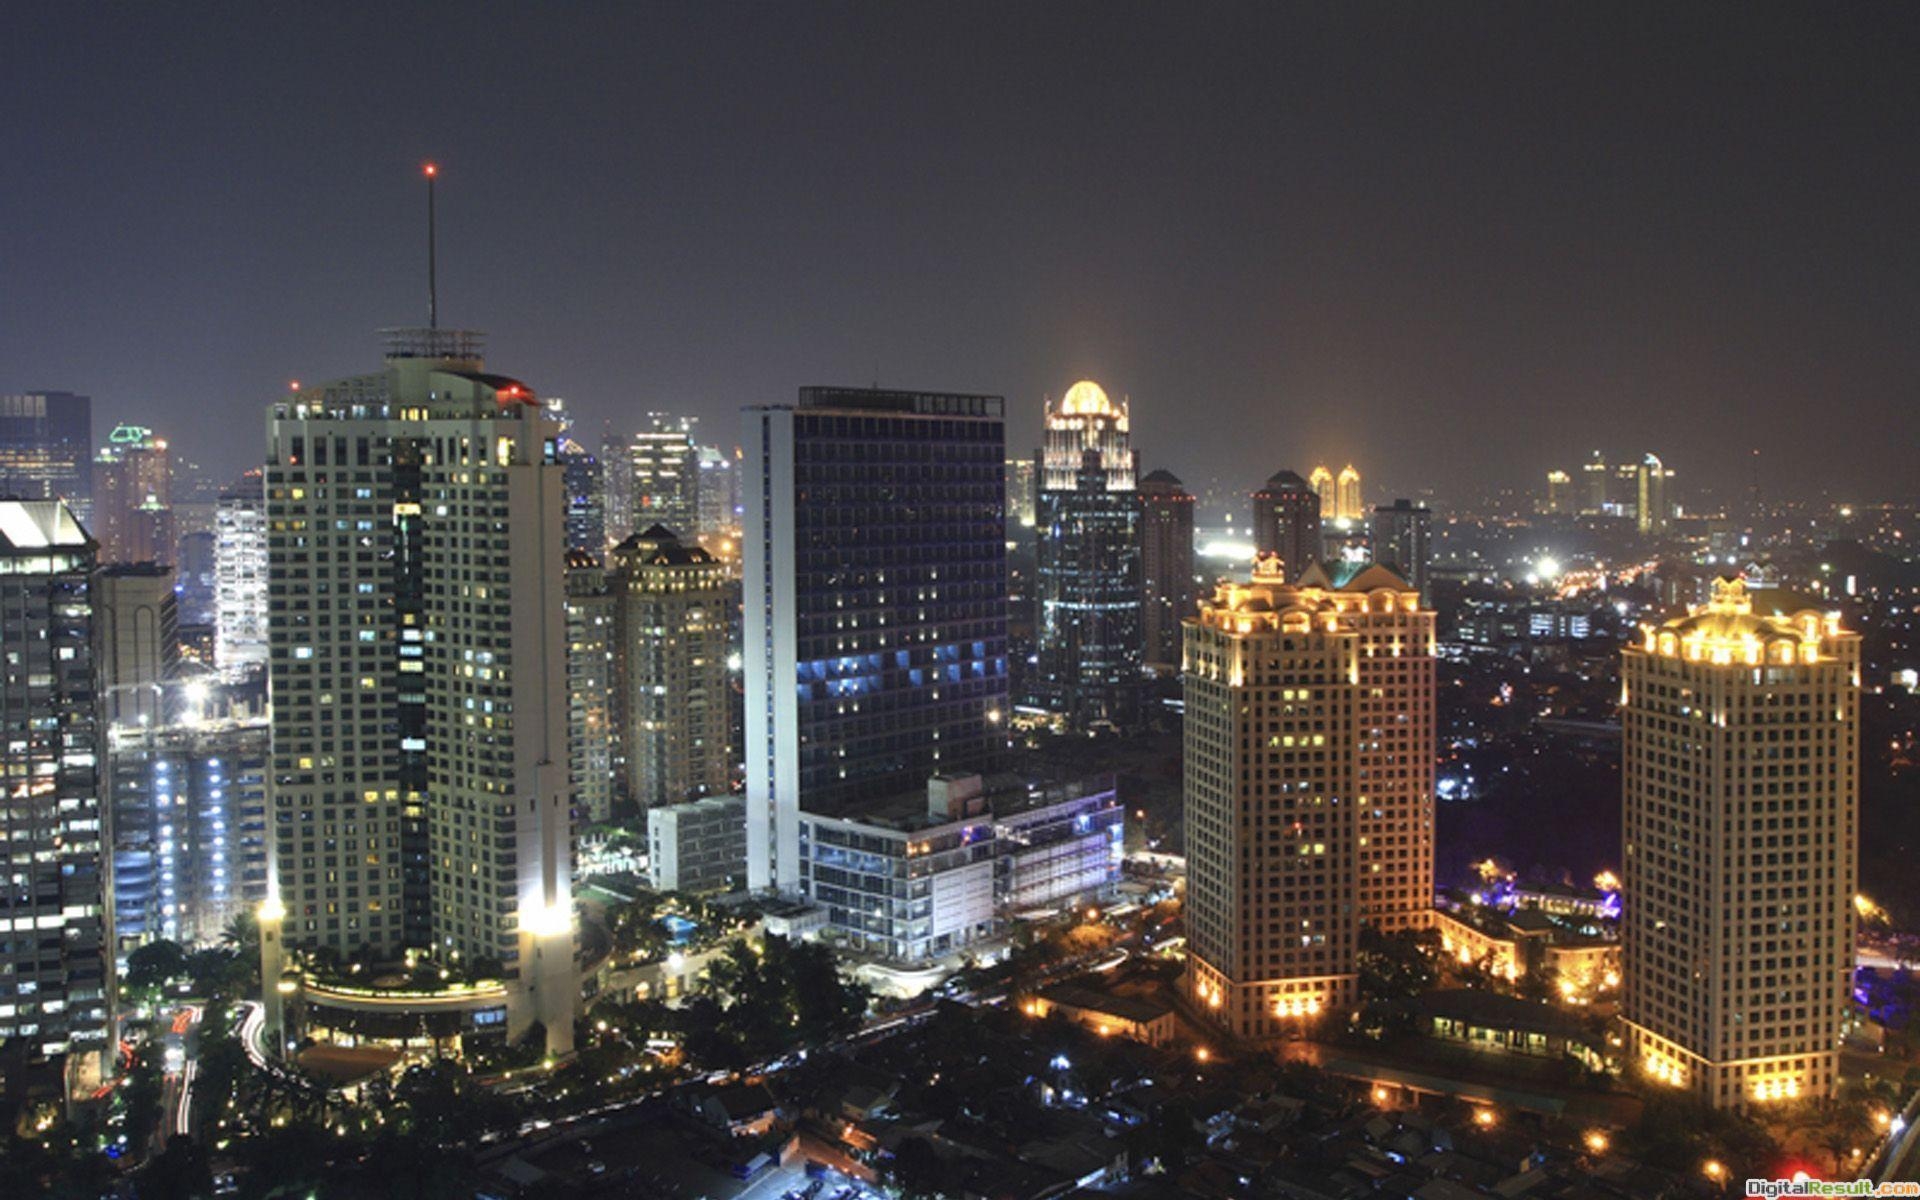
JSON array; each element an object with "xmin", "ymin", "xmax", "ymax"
[{"xmin": 7, "ymin": 4, "xmax": 1917, "ymax": 504}]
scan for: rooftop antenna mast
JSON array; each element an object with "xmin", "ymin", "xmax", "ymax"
[{"xmin": 424, "ymin": 162, "xmax": 439, "ymax": 329}]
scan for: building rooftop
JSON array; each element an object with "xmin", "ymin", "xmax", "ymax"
[
  {"xmin": 612, "ymin": 524, "xmax": 716, "ymax": 566},
  {"xmin": 0, "ymin": 500, "xmax": 89, "ymax": 552},
  {"xmin": 793, "ymin": 386, "xmax": 1005, "ymax": 418},
  {"xmin": 1038, "ymin": 982, "xmax": 1172, "ymax": 1026}
]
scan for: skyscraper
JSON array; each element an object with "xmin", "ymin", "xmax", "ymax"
[
  {"xmin": 1308, "ymin": 465, "xmax": 1335, "ymax": 518},
  {"xmin": 93, "ymin": 424, "xmax": 174, "ymax": 565},
  {"xmin": 109, "ymin": 684, "xmax": 269, "ymax": 951},
  {"xmin": 1582, "ymin": 450, "xmax": 1610, "ymax": 514},
  {"xmin": 1032, "ymin": 381, "xmax": 1142, "ymax": 728},
  {"xmin": 1544, "ymin": 469, "xmax": 1571, "ymax": 515},
  {"xmin": 1369, "ymin": 498, "xmax": 1432, "ymax": 596},
  {"xmin": 96, "ymin": 564, "xmax": 179, "ymax": 728},
  {"xmin": 1138, "ymin": 469, "xmax": 1195, "ymax": 671},
  {"xmin": 1335, "ymin": 464, "xmax": 1362, "ymax": 522},
  {"xmin": 1636, "ymin": 452, "xmax": 1674, "ymax": 535},
  {"xmin": 1005, "ymin": 456, "xmax": 1037, "ymax": 535},
  {"xmin": 564, "ymin": 551, "xmax": 616, "ymax": 825},
  {"xmin": 0, "ymin": 501, "xmax": 111, "ymax": 1080},
  {"xmin": 0, "ymin": 392, "xmax": 91, "ymax": 519},
  {"xmin": 1250, "ymin": 469, "xmax": 1321, "ymax": 581},
  {"xmin": 601, "ymin": 431, "xmax": 633, "ymax": 546},
  {"xmin": 744, "ymin": 387, "xmax": 1008, "ymax": 892},
  {"xmin": 1622, "ymin": 577, "xmax": 1858, "ymax": 1111},
  {"xmin": 610, "ymin": 526, "xmax": 733, "ymax": 812},
  {"xmin": 695, "ymin": 444, "xmax": 739, "ymax": 540},
  {"xmin": 260, "ymin": 328, "xmax": 576, "ymax": 1055},
  {"xmin": 631, "ymin": 414, "xmax": 699, "ymax": 538},
  {"xmin": 560, "ymin": 440, "xmax": 606, "ymax": 554},
  {"xmin": 214, "ymin": 470, "xmax": 269, "ymax": 674},
  {"xmin": 1183, "ymin": 556, "xmax": 1434, "ymax": 1038}
]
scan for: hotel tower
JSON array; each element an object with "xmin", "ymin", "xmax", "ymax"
[
  {"xmin": 1183, "ymin": 555, "xmax": 1434, "ymax": 1039},
  {"xmin": 259, "ymin": 328, "xmax": 577, "ymax": 1056},
  {"xmin": 1622, "ymin": 577, "xmax": 1858, "ymax": 1111}
]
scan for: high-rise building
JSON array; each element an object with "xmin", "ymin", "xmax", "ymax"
[
  {"xmin": 600, "ymin": 431, "xmax": 633, "ymax": 546},
  {"xmin": 1622, "ymin": 577, "xmax": 1858, "ymax": 1111},
  {"xmin": 1005, "ymin": 456, "xmax": 1038, "ymax": 535},
  {"xmin": 214, "ymin": 471, "xmax": 269, "ymax": 675},
  {"xmin": 1369, "ymin": 498, "xmax": 1432, "ymax": 596},
  {"xmin": 1636, "ymin": 453, "xmax": 1674, "ymax": 535},
  {"xmin": 0, "ymin": 392, "xmax": 92, "ymax": 519},
  {"xmin": 259, "ymin": 328, "xmax": 576, "ymax": 1055},
  {"xmin": 0, "ymin": 501, "xmax": 111, "ymax": 1079},
  {"xmin": 1032, "ymin": 381, "xmax": 1141, "ymax": 728},
  {"xmin": 93, "ymin": 424, "xmax": 174, "ymax": 565},
  {"xmin": 1582, "ymin": 451, "xmax": 1610, "ymax": 514},
  {"xmin": 1251, "ymin": 469, "xmax": 1321, "ymax": 582},
  {"xmin": 1335, "ymin": 464, "xmax": 1362, "ymax": 523},
  {"xmin": 1308, "ymin": 465, "xmax": 1335, "ymax": 519},
  {"xmin": 744, "ymin": 387, "xmax": 1008, "ymax": 892},
  {"xmin": 695, "ymin": 444, "xmax": 739, "ymax": 541},
  {"xmin": 560, "ymin": 440, "xmax": 606, "ymax": 554},
  {"xmin": 1138, "ymin": 469, "xmax": 1195, "ymax": 671},
  {"xmin": 631, "ymin": 414, "xmax": 700, "ymax": 538},
  {"xmin": 609, "ymin": 525, "xmax": 732, "ymax": 812},
  {"xmin": 1183, "ymin": 556, "xmax": 1434, "ymax": 1039},
  {"xmin": 1544, "ymin": 469, "xmax": 1572, "ymax": 515},
  {"xmin": 96, "ymin": 564, "xmax": 179, "ymax": 728},
  {"xmin": 564, "ymin": 551, "xmax": 617, "ymax": 825},
  {"xmin": 175, "ymin": 530, "xmax": 218, "ymax": 633},
  {"xmin": 109, "ymin": 684, "xmax": 268, "ymax": 951}
]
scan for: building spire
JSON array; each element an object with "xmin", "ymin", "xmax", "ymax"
[{"xmin": 423, "ymin": 162, "xmax": 439, "ymax": 329}]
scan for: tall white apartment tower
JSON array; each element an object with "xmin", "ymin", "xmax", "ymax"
[
  {"xmin": 214, "ymin": 469, "xmax": 269, "ymax": 673},
  {"xmin": 262, "ymin": 328, "xmax": 576, "ymax": 1055},
  {"xmin": 1183, "ymin": 555, "xmax": 1434, "ymax": 1040},
  {"xmin": 1622, "ymin": 577, "xmax": 1858, "ymax": 1111}
]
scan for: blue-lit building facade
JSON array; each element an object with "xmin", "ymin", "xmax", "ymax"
[
  {"xmin": 110, "ymin": 715, "xmax": 269, "ymax": 953},
  {"xmin": 744, "ymin": 388, "xmax": 1009, "ymax": 892}
]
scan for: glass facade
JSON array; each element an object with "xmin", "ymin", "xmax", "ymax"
[{"xmin": 745, "ymin": 388, "xmax": 1009, "ymax": 891}]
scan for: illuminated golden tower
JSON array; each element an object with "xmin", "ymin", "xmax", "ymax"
[
  {"xmin": 1183, "ymin": 556, "xmax": 1434, "ymax": 1039},
  {"xmin": 1308, "ymin": 465, "xmax": 1335, "ymax": 518},
  {"xmin": 1336, "ymin": 464, "xmax": 1362, "ymax": 522},
  {"xmin": 1622, "ymin": 578, "xmax": 1858, "ymax": 1111}
]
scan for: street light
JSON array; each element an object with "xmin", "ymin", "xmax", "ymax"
[{"xmin": 1584, "ymin": 1130, "xmax": 1609, "ymax": 1155}]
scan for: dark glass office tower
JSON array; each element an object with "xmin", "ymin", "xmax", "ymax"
[
  {"xmin": 559, "ymin": 438, "xmax": 606, "ymax": 553},
  {"xmin": 0, "ymin": 392, "xmax": 92, "ymax": 519},
  {"xmin": 744, "ymin": 388, "xmax": 1008, "ymax": 891},
  {"xmin": 1031, "ymin": 381, "xmax": 1141, "ymax": 729},
  {"xmin": 1369, "ymin": 497, "xmax": 1432, "ymax": 595},
  {"xmin": 1251, "ymin": 468, "xmax": 1320, "ymax": 582},
  {"xmin": 1138, "ymin": 469, "xmax": 1195, "ymax": 671}
]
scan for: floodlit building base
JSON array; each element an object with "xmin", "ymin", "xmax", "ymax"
[
  {"xmin": 1624, "ymin": 1020, "xmax": 1837, "ymax": 1113},
  {"xmin": 1183, "ymin": 956, "xmax": 1353, "ymax": 1042}
]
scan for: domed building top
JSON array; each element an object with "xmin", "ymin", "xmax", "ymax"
[
  {"xmin": 1057, "ymin": 379, "xmax": 1123, "ymax": 418},
  {"xmin": 1261, "ymin": 469, "xmax": 1309, "ymax": 490},
  {"xmin": 1140, "ymin": 468, "xmax": 1184, "ymax": 488}
]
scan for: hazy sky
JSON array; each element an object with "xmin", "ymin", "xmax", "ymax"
[{"xmin": 6, "ymin": 3, "xmax": 1917, "ymax": 505}]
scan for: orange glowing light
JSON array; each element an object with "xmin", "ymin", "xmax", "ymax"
[{"xmin": 424, "ymin": 163, "xmax": 438, "ymax": 177}]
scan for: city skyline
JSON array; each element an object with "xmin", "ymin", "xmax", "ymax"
[
  {"xmin": 8, "ymin": 7, "xmax": 1920, "ymax": 502},
  {"xmin": 5, "ymin": 8, "xmax": 1918, "ymax": 1193}
]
